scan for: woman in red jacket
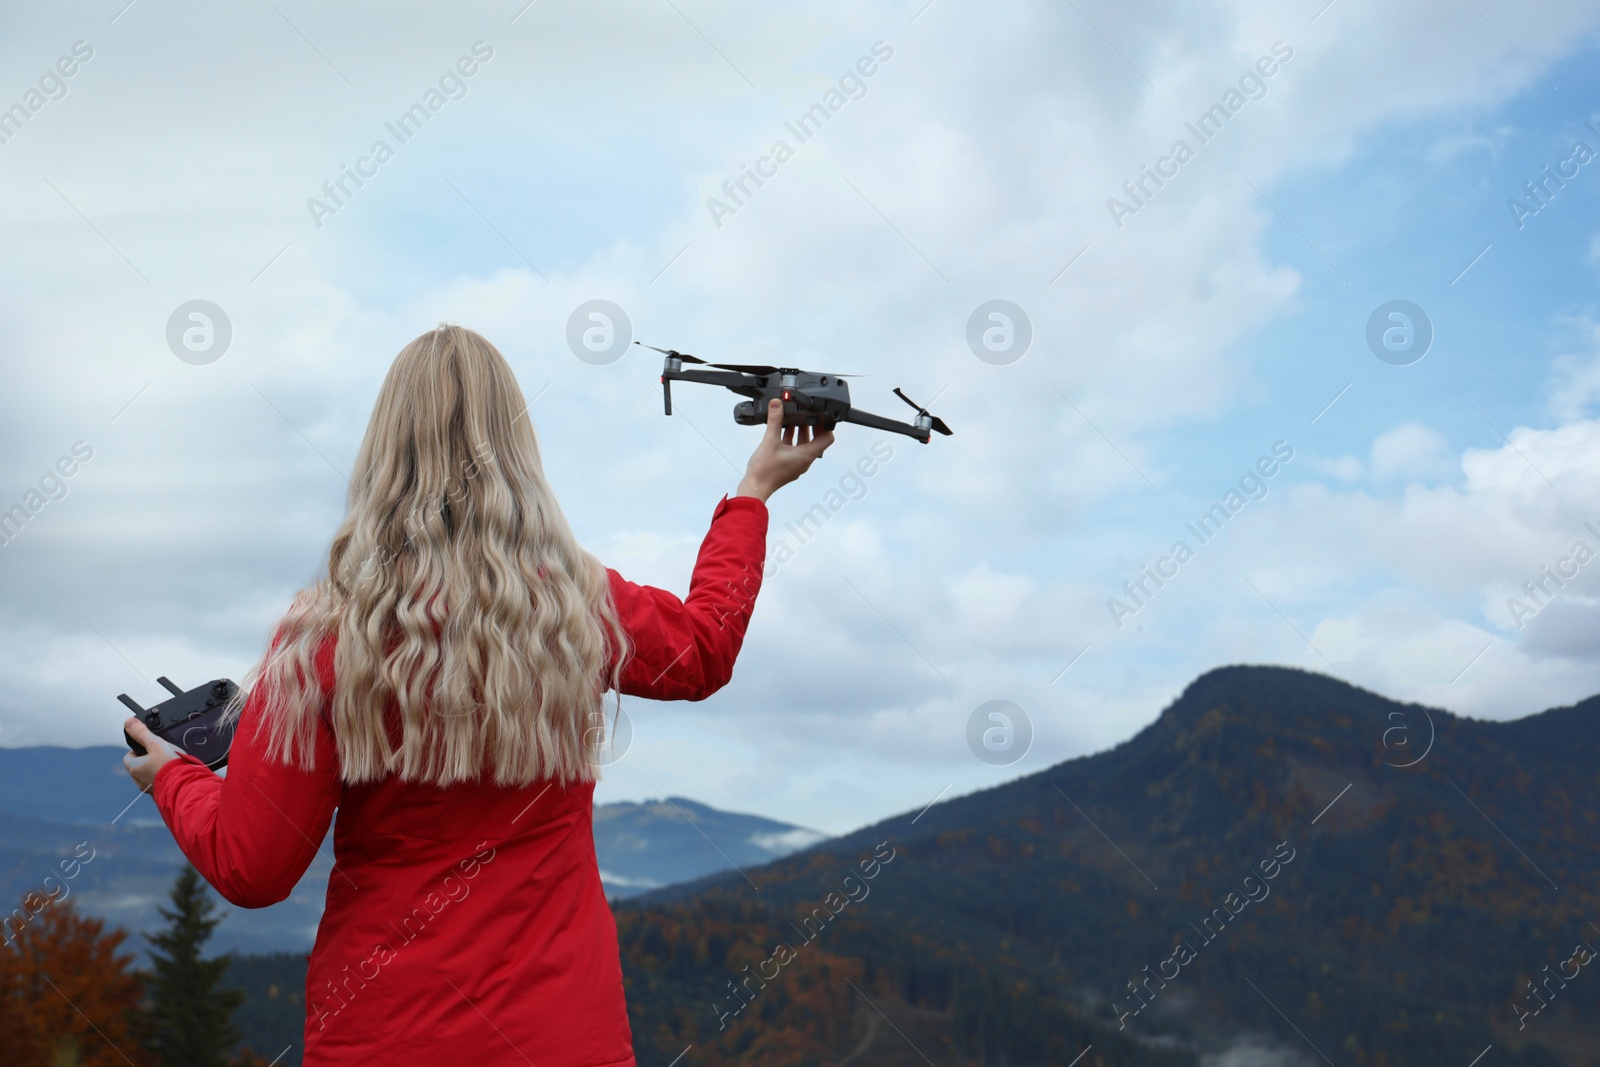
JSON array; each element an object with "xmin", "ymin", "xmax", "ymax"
[{"xmin": 122, "ymin": 324, "xmax": 833, "ymax": 1066}]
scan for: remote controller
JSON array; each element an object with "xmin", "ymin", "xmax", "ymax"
[{"xmin": 119, "ymin": 676, "xmax": 239, "ymax": 770}]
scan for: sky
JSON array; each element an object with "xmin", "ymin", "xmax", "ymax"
[{"xmin": 2, "ymin": 0, "xmax": 1599, "ymax": 836}]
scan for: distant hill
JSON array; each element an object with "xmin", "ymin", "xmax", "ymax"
[
  {"xmin": 0, "ymin": 746, "xmax": 826, "ymax": 961},
  {"xmin": 595, "ymin": 796, "xmax": 828, "ymax": 898},
  {"xmin": 0, "ymin": 745, "xmax": 160, "ymax": 826},
  {"xmin": 613, "ymin": 665, "xmax": 1598, "ymax": 1066}
]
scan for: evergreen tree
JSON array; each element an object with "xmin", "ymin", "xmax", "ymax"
[{"xmin": 142, "ymin": 866, "xmax": 244, "ymax": 1067}]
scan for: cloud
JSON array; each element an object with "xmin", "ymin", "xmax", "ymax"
[
  {"xmin": 1546, "ymin": 315, "xmax": 1600, "ymax": 422},
  {"xmin": 1224, "ymin": 416, "xmax": 1600, "ymax": 716},
  {"xmin": 4, "ymin": 0, "xmax": 1600, "ymax": 832},
  {"xmin": 1200, "ymin": 1034, "xmax": 1318, "ymax": 1067},
  {"xmin": 1369, "ymin": 422, "xmax": 1454, "ymax": 482},
  {"xmin": 1310, "ymin": 455, "xmax": 1365, "ymax": 481}
]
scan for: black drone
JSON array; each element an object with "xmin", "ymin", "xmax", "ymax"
[{"xmin": 637, "ymin": 343, "xmax": 953, "ymax": 444}]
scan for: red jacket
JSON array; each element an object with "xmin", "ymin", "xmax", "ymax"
[{"xmin": 154, "ymin": 494, "xmax": 768, "ymax": 1066}]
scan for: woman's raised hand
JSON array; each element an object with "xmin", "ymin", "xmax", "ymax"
[{"xmin": 735, "ymin": 399, "xmax": 835, "ymax": 503}]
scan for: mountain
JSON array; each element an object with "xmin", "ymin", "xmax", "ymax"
[
  {"xmin": 611, "ymin": 665, "xmax": 1599, "ymax": 1066},
  {"xmin": 595, "ymin": 796, "xmax": 828, "ymax": 898},
  {"xmin": 0, "ymin": 746, "xmax": 826, "ymax": 958},
  {"xmin": 0, "ymin": 745, "xmax": 162, "ymax": 826},
  {"xmin": 33, "ymin": 665, "xmax": 1600, "ymax": 1066}
]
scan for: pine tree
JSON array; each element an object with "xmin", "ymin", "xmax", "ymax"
[{"xmin": 142, "ymin": 866, "xmax": 244, "ymax": 1067}]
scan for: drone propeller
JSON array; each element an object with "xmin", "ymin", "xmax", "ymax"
[
  {"xmin": 635, "ymin": 342, "xmax": 766, "ymax": 372},
  {"xmin": 712, "ymin": 362, "xmax": 782, "ymax": 374},
  {"xmin": 638, "ymin": 344, "xmax": 872, "ymax": 378},
  {"xmin": 893, "ymin": 387, "xmax": 953, "ymax": 436},
  {"xmin": 635, "ymin": 342, "xmax": 701, "ymax": 362},
  {"xmin": 704, "ymin": 362, "xmax": 866, "ymax": 378}
]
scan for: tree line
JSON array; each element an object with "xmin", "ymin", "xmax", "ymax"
[{"xmin": 0, "ymin": 865, "xmax": 273, "ymax": 1067}]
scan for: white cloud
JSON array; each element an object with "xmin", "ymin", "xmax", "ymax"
[
  {"xmin": 948, "ymin": 563, "xmax": 1035, "ymax": 629},
  {"xmin": 1221, "ymin": 417, "xmax": 1600, "ymax": 717},
  {"xmin": 5, "ymin": 0, "xmax": 1600, "ymax": 832},
  {"xmin": 1546, "ymin": 315, "xmax": 1600, "ymax": 422},
  {"xmin": 1369, "ymin": 422, "xmax": 1454, "ymax": 482},
  {"xmin": 1311, "ymin": 455, "xmax": 1366, "ymax": 481}
]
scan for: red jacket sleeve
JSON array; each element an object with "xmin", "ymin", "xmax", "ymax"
[
  {"xmin": 152, "ymin": 647, "xmax": 342, "ymax": 909},
  {"xmin": 607, "ymin": 493, "xmax": 768, "ymax": 701}
]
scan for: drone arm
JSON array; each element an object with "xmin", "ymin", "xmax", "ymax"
[
  {"xmin": 661, "ymin": 366, "xmax": 766, "ymax": 418},
  {"xmin": 837, "ymin": 406, "xmax": 930, "ymax": 443},
  {"xmin": 665, "ymin": 367, "xmax": 760, "ymax": 389}
]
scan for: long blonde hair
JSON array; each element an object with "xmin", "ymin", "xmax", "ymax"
[{"xmin": 231, "ymin": 325, "xmax": 630, "ymax": 787}]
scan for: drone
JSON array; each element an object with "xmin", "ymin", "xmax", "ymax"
[{"xmin": 636, "ymin": 343, "xmax": 953, "ymax": 444}]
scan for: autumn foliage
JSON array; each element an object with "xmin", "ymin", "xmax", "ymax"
[
  {"xmin": 0, "ymin": 880, "xmax": 274, "ymax": 1067},
  {"xmin": 0, "ymin": 890, "xmax": 150, "ymax": 1067}
]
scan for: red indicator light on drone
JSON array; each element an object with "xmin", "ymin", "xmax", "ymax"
[{"xmin": 782, "ymin": 389, "xmax": 791, "ymax": 400}]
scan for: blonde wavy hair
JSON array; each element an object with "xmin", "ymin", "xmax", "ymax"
[{"xmin": 228, "ymin": 325, "xmax": 630, "ymax": 787}]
